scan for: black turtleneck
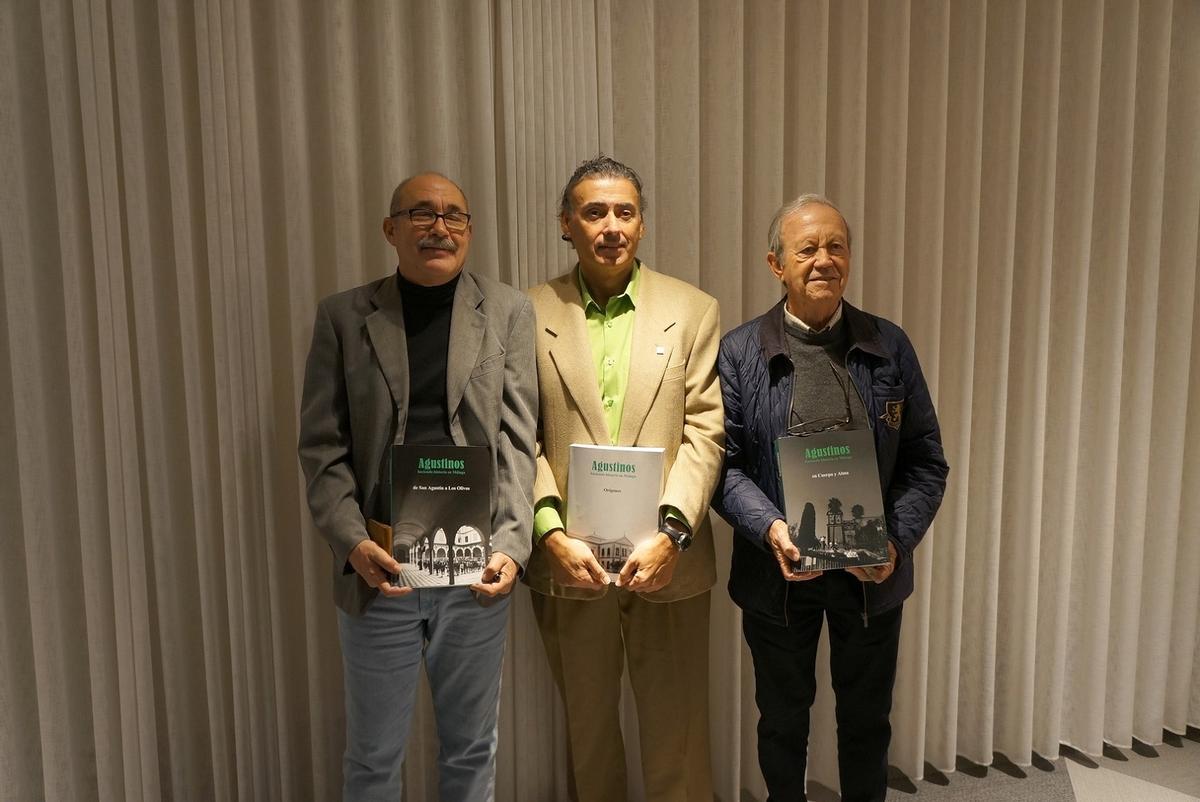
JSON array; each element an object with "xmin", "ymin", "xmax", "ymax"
[{"xmin": 398, "ymin": 271, "xmax": 459, "ymax": 445}]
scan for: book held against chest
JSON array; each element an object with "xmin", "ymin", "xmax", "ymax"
[
  {"xmin": 774, "ymin": 429, "xmax": 889, "ymax": 571},
  {"xmin": 383, "ymin": 444, "xmax": 492, "ymax": 587},
  {"xmin": 566, "ymin": 444, "xmax": 665, "ymax": 578}
]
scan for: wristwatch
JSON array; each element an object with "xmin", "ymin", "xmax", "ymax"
[{"xmin": 659, "ymin": 516, "xmax": 693, "ymax": 552}]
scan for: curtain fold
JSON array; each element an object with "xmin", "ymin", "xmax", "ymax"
[{"xmin": 2, "ymin": 1, "xmax": 1198, "ymax": 800}]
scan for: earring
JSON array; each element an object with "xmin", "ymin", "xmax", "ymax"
[{"xmin": 561, "ymin": 234, "xmax": 571, "ymax": 242}]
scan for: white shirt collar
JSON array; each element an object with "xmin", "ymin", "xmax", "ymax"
[{"xmin": 784, "ymin": 301, "xmax": 843, "ymax": 333}]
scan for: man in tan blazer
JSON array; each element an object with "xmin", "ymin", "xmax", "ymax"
[{"xmin": 525, "ymin": 155, "xmax": 724, "ymax": 801}]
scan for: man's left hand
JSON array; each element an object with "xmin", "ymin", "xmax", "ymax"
[
  {"xmin": 847, "ymin": 540, "xmax": 898, "ymax": 584},
  {"xmin": 471, "ymin": 552, "xmax": 519, "ymax": 596},
  {"xmin": 617, "ymin": 533, "xmax": 679, "ymax": 593}
]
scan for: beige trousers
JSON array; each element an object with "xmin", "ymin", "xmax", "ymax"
[{"xmin": 531, "ymin": 588, "xmax": 713, "ymax": 802}]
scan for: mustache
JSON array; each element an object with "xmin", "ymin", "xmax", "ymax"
[{"xmin": 418, "ymin": 235, "xmax": 457, "ymax": 251}]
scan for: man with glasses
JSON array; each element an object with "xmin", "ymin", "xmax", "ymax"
[
  {"xmin": 713, "ymin": 194, "xmax": 948, "ymax": 801},
  {"xmin": 298, "ymin": 172, "xmax": 537, "ymax": 800}
]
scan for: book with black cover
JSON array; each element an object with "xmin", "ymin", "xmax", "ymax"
[
  {"xmin": 387, "ymin": 444, "xmax": 491, "ymax": 587},
  {"xmin": 775, "ymin": 429, "xmax": 889, "ymax": 570}
]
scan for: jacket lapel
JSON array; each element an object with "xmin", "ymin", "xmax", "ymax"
[
  {"xmin": 366, "ymin": 275, "xmax": 409, "ymax": 426},
  {"xmin": 544, "ymin": 274, "xmax": 610, "ymax": 445},
  {"xmin": 618, "ymin": 268, "xmax": 673, "ymax": 446},
  {"xmin": 446, "ymin": 272, "xmax": 485, "ymax": 425}
]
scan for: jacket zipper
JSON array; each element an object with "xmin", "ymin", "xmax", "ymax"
[
  {"xmin": 847, "ymin": 348, "xmax": 872, "ymax": 629},
  {"xmin": 845, "ymin": 346, "xmax": 874, "ymax": 433},
  {"xmin": 782, "ymin": 359, "xmax": 794, "ymax": 629}
]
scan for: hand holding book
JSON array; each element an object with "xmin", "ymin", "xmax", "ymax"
[
  {"xmin": 470, "ymin": 551, "xmax": 520, "ymax": 597},
  {"xmin": 615, "ymin": 532, "xmax": 678, "ymax": 592},
  {"xmin": 766, "ymin": 520, "xmax": 823, "ymax": 582},
  {"xmin": 846, "ymin": 540, "xmax": 897, "ymax": 584},
  {"xmin": 349, "ymin": 536, "xmax": 412, "ymax": 597},
  {"xmin": 542, "ymin": 529, "xmax": 610, "ymax": 589}
]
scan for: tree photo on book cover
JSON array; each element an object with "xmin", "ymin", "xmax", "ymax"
[{"xmin": 788, "ymin": 497, "xmax": 888, "ymax": 570}]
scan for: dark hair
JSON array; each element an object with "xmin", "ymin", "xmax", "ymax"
[{"xmin": 558, "ymin": 155, "xmax": 646, "ymax": 217}]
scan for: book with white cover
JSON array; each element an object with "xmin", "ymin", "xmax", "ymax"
[{"xmin": 567, "ymin": 444, "xmax": 665, "ymax": 577}]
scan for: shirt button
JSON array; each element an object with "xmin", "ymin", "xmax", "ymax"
[
  {"xmin": 606, "ymin": 357, "xmax": 615, "ymax": 366},
  {"xmin": 606, "ymin": 320, "xmax": 614, "ymax": 328},
  {"xmin": 604, "ymin": 398, "xmax": 614, "ymax": 408}
]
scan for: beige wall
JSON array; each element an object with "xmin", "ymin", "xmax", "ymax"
[{"xmin": 2, "ymin": 1, "xmax": 1198, "ymax": 800}]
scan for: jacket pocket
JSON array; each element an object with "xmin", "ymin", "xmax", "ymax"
[
  {"xmin": 662, "ymin": 362, "xmax": 686, "ymax": 383},
  {"xmin": 470, "ymin": 351, "xmax": 505, "ymax": 378}
]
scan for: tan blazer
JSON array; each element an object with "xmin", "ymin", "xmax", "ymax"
[{"xmin": 525, "ymin": 265, "xmax": 724, "ymax": 602}]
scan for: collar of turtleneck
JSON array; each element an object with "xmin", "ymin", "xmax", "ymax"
[{"xmin": 396, "ymin": 270, "xmax": 460, "ymax": 306}]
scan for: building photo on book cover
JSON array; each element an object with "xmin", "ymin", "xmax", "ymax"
[
  {"xmin": 775, "ymin": 429, "xmax": 889, "ymax": 571},
  {"xmin": 389, "ymin": 444, "xmax": 492, "ymax": 587}
]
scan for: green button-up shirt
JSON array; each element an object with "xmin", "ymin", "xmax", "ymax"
[{"xmin": 582, "ymin": 263, "xmax": 640, "ymax": 442}]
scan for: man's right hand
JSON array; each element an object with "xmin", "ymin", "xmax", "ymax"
[
  {"xmin": 541, "ymin": 529, "xmax": 610, "ymax": 590},
  {"xmin": 348, "ymin": 539, "xmax": 413, "ymax": 597},
  {"xmin": 766, "ymin": 520, "xmax": 823, "ymax": 582}
]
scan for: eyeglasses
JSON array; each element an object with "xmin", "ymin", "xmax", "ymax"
[
  {"xmin": 787, "ymin": 359, "xmax": 853, "ymax": 437},
  {"xmin": 390, "ymin": 208, "xmax": 471, "ymax": 233}
]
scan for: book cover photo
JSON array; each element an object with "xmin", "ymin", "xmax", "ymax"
[
  {"xmin": 775, "ymin": 429, "xmax": 889, "ymax": 571},
  {"xmin": 566, "ymin": 444, "xmax": 665, "ymax": 577},
  {"xmin": 388, "ymin": 444, "xmax": 492, "ymax": 587}
]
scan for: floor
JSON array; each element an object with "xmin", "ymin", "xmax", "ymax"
[{"xmin": 800, "ymin": 727, "xmax": 1200, "ymax": 801}]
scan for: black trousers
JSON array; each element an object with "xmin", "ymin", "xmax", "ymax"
[{"xmin": 742, "ymin": 573, "xmax": 903, "ymax": 802}]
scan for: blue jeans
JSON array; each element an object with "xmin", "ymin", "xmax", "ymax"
[{"xmin": 337, "ymin": 589, "xmax": 511, "ymax": 802}]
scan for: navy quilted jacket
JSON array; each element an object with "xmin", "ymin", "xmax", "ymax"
[{"xmin": 712, "ymin": 299, "xmax": 949, "ymax": 621}]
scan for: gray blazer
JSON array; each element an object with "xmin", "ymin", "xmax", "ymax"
[{"xmin": 298, "ymin": 270, "xmax": 537, "ymax": 616}]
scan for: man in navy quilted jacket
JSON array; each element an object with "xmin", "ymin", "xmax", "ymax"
[{"xmin": 712, "ymin": 194, "xmax": 949, "ymax": 802}]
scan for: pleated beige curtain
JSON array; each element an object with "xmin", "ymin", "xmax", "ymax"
[{"xmin": 2, "ymin": 1, "xmax": 1198, "ymax": 800}]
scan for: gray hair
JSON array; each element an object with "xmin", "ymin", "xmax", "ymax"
[
  {"xmin": 767, "ymin": 194, "xmax": 852, "ymax": 260},
  {"xmin": 558, "ymin": 155, "xmax": 647, "ymax": 217}
]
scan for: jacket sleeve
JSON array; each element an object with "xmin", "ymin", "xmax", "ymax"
[
  {"xmin": 711, "ymin": 332, "xmax": 784, "ymax": 552},
  {"xmin": 297, "ymin": 301, "xmax": 368, "ymax": 571},
  {"xmin": 659, "ymin": 297, "xmax": 726, "ymax": 531},
  {"xmin": 532, "ymin": 420, "xmax": 561, "ymax": 513},
  {"xmin": 490, "ymin": 298, "xmax": 539, "ymax": 569},
  {"xmin": 883, "ymin": 332, "xmax": 949, "ymax": 561}
]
